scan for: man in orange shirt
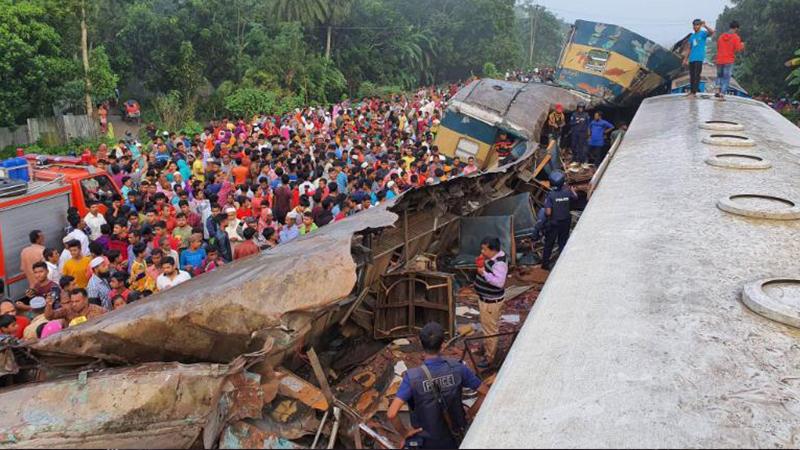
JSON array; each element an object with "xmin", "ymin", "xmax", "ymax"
[
  {"xmin": 231, "ymin": 157, "xmax": 249, "ymax": 185},
  {"xmin": 715, "ymin": 21, "xmax": 745, "ymax": 100}
]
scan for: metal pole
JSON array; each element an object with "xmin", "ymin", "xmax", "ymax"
[
  {"xmin": 311, "ymin": 409, "xmax": 330, "ymax": 449},
  {"xmin": 528, "ymin": 5, "xmax": 535, "ymax": 66},
  {"xmin": 327, "ymin": 407, "xmax": 342, "ymax": 449},
  {"xmin": 531, "ymin": 5, "xmax": 540, "ymax": 67}
]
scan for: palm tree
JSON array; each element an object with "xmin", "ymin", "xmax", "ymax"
[
  {"xmin": 787, "ymin": 48, "xmax": 800, "ymax": 97},
  {"xmin": 273, "ymin": 0, "xmax": 328, "ymax": 26},
  {"xmin": 323, "ymin": 0, "xmax": 355, "ymax": 60},
  {"xmin": 392, "ymin": 28, "xmax": 439, "ymax": 86},
  {"xmin": 272, "ymin": 0, "xmax": 354, "ymax": 59}
]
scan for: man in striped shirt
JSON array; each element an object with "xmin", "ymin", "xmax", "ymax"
[{"xmin": 473, "ymin": 237, "xmax": 508, "ymax": 368}]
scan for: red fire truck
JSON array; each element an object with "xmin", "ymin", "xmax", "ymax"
[{"xmin": 0, "ymin": 154, "xmax": 120, "ymax": 299}]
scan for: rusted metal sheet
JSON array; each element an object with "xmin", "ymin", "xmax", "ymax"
[
  {"xmin": 0, "ymin": 345, "xmax": 18, "ymax": 377},
  {"xmin": 220, "ymin": 421, "xmax": 301, "ymax": 449},
  {"xmin": 275, "ymin": 368, "xmax": 328, "ymax": 411},
  {"xmin": 0, "ymin": 356, "xmax": 264, "ymax": 449}
]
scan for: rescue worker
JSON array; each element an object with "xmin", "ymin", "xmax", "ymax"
[
  {"xmin": 547, "ymin": 104, "xmax": 566, "ymax": 143},
  {"xmin": 541, "ymin": 171, "xmax": 577, "ymax": 271},
  {"xmin": 387, "ymin": 322, "xmax": 489, "ymax": 449},
  {"xmin": 568, "ymin": 103, "xmax": 590, "ymax": 170}
]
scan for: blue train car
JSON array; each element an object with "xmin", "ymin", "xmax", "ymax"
[{"xmin": 555, "ymin": 20, "xmax": 684, "ymax": 106}]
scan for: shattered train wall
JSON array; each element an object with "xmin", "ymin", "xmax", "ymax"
[{"xmin": 0, "ymin": 357, "xmax": 264, "ymax": 449}]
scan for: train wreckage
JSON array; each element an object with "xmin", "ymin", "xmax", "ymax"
[{"xmin": 0, "ymin": 81, "xmax": 585, "ymax": 448}]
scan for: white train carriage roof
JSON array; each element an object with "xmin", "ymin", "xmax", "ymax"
[{"xmin": 463, "ymin": 94, "xmax": 800, "ymax": 448}]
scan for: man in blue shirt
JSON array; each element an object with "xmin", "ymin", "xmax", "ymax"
[
  {"xmin": 588, "ymin": 112, "xmax": 614, "ymax": 166},
  {"xmin": 387, "ymin": 322, "xmax": 488, "ymax": 449},
  {"xmin": 335, "ymin": 165, "xmax": 349, "ymax": 195},
  {"xmin": 685, "ymin": 19, "xmax": 715, "ymax": 97}
]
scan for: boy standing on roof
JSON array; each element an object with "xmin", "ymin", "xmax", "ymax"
[
  {"xmin": 684, "ymin": 19, "xmax": 715, "ymax": 98},
  {"xmin": 715, "ymin": 21, "xmax": 745, "ymax": 100}
]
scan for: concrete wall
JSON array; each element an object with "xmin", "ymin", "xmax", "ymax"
[{"xmin": 0, "ymin": 115, "xmax": 97, "ymax": 149}]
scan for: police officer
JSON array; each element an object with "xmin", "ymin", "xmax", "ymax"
[
  {"xmin": 541, "ymin": 171, "xmax": 577, "ymax": 271},
  {"xmin": 568, "ymin": 103, "xmax": 590, "ymax": 169},
  {"xmin": 387, "ymin": 322, "xmax": 489, "ymax": 449}
]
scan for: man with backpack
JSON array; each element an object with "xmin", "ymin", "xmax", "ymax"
[{"xmin": 387, "ymin": 322, "xmax": 489, "ymax": 449}]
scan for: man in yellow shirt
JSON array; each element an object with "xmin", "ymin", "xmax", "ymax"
[{"xmin": 61, "ymin": 240, "xmax": 91, "ymax": 289}]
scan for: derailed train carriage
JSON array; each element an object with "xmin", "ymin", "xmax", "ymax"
[
  {"xmin": 555, "ymin": 20, "xmax": 684, "ymax": 106},
  {"xmin": 433, "ymin": 79, "xmax": 587, "ymax": 169}
]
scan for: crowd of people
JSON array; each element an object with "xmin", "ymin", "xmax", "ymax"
[
  {"xmin": 504, "ymin": 67, "xmax": 556, "ymax": 84},
  {"xmin": 1, "ymin": 84, "xmax": 505, "ymax": 342}
]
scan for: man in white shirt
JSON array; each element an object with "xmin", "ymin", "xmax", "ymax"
[
  {"xmin": 43, "ymin": 248, "xmax": 61, "ymax": 283},
  {"xmin": 59, "ymin": 215, "xmax": 90, "ymax": 271},
  {"xmin": 83, "ymin": 201, "xmax": 107, "ymax": 240},
  {"xmin": 155, "ymin": 256, "xmax": 191, "ymax": 291}
]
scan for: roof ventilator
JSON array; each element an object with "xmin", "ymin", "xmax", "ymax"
[
  {"xmin": 742, "ymin": 278, "xmax": 800, "ymax": 329},
  {"xmin": 705, "ymin": 153, "xmax": 771, "ymax": 170},
  {"xmin": 702, "ymin": 133, "xmax": 756, "ymax": 147},
  {"xmin": 699, "ymin": 120, "xmax": 745, "ymax": 132},
  {"xmin": 717, "ymin": 194, "xmax": 800, "ymax": 220}
]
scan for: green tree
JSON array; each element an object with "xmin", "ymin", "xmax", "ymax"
[
  {"xmin": 515, "ymin": 2, "xmax": 568, "ymax": 68},
  {"xmin": 0, "ymin": 0, "xmax": 74, "ymax": 125},
  {"xmin": 322, "ymin": 0, "xmax": 356, "ymax": 59},
  {"xmin": 787, "ymin": 48, "xmax": 800, "ymax": 98},
  {"xmin": 224, "ymin": 88, "xmax": 279, "ymax": 117}
]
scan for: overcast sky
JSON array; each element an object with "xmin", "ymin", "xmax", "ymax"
[{"xmin": 531, "ymin": 0, "xmax": 731, "ymax": 46}]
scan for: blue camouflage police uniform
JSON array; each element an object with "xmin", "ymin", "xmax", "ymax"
[
  {"xmin": 396, "ymin": 357, "xmax": 482, "ymax": 449},
  {"xmin": 569, "ymin": 110, "xmax": 590, "ymax": 164}
]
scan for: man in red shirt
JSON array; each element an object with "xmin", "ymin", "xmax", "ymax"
[
  {"xmin": 715, "ymin": 21, "xmax": 745, "ymax": 100},
  {"xmin": 0, "ymin": 300, "xmax": 29, "ymax": 339},
  {"xmin": 233, "ymin": 226, "xmax": 260, "ymax": 260}
]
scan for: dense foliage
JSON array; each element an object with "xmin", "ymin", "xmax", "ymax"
[
  {"xmin": 716, "ymin": 0, "xmax": 800, "ymax": 97},
  {"xmin": 787, "ymin": 48, "xmax": 800, "ymax": 98},
  {"xmin": 0, "ymin": 0, "xmax": 569, "ymax": 127}
]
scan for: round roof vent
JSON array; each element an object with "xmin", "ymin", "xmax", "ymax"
[
  {"xmin": 742, "ymin": 278, "xmax": 800, "ymax": 329},
  {"xmin": 705, "ymin": 152, "xmax": 771, "ymax": 170},
  {"xmin": 700, "ymin": 120, "xmax": 745, "ymax": 132},
  {"xmin": 702, "ymin": 134, "xmax": 756, "ymax": 147},
  {"xmin": 717, "ymin": 194, "xmax": 800, "ymax": 220}
]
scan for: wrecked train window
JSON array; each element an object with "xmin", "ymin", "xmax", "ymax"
[
  {"xmin": 455, "ymin": 138, "xmax": 480, "ymax": 159},
  {"xmin": 585, "ymin": 49, "xmax": 610, "ymax": 73}
]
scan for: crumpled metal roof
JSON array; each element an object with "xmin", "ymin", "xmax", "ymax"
[
  {"xmin": 30, "ymin": 208, "xmax": 398, "ymax": 365},
  {"xmin": 447, "ymin": 79, "xmax": 589, "ymax": 141}
]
